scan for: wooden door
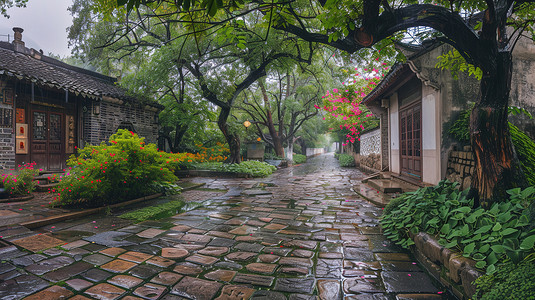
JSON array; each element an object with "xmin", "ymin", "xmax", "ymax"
[
  {"xmin": 31, "ymin": 110, "xmax": 64, "ymax": 171},
  {"xmin": 400, "ymin": 102, "xmax": 422, "ymax": 180}
]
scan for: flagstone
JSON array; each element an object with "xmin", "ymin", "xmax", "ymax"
[
  {"xmin": 151, "ymin": 272, "xmax": 183, "ymax": 286},
  {"xmin": 204, "ymin": 269, "xmax": 237, "ymax": 282},
  {"xmin": 118, "ymin": 251, "xmax": 153, "ymax": 263},
  {"xmin": 172, "ymin": 262, "xmax": 203, "ymax": 275},
  {"xmin": 186, "ymin": 254, "xmax": 219, "ymax": 266},
  {"xmin": 108, "ymin": 275, "xmax": 144, "ymax": 289},
  {"xmin": 146, "ymin": 256, "xmax": 176, "ymax": 268},
  {"xmin": 161, "ymin": 248, "xmax": 189, "ymax": 259},
  {"xmin": 11, "ymin": 234, "xmax": 64, "ymax": 252},
  {"xmin": 23, "ymin": 285, "xmax": 73, "ymax": 300},
  {"xmin": 198, "ymin": 246, "xmax": 229, "ymax": 256},
  {"xmin": 85, "ymin": 283, "xmax": 126, "ymax": 300},
  {"xmin": 172, "ymin": 276, "xmax": 222, "ymax": 300},
  {"xmin": 137, "ymin": 228, "xmax": 166, "ymax": 239},
  {"xmin": 215, "ymin": 285, "xmax": 256, "ymax": 300},
  {"xmin": 101, "ymin": 259, "xmax": 137, "ymax": 273},
  {"xmin": 133, "ymin": 283, "xmax": 167, "ymax": 300},
  {"xmin": 99, "ymin": 247, "xmax": 127, "ymax": 257}
]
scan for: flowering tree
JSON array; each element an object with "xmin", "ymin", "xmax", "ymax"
[{"xmin": 318, "ymin": 61, "xmax": 389, "ymax": 146}]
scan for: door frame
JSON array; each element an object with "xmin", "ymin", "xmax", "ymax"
[
  {"xmin": 399, "ymin": 99, "xmax": 422, "ymax": 181},
  {"xmin": 30, "ymin": 108, "xmax": 65, "ymax": 171}
]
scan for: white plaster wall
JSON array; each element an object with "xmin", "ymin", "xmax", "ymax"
[
  {"xmin": 421, "ymin": 85, "xmax": 441, "ymax": 185},
  {"xmin": 389, "ymin": 93, "xmax": 400, "ymax": 174}
]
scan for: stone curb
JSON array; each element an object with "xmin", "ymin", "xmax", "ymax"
[
  {"xmin": 0, "ymin": 194, "xmax": 34, "ymax": 203},
  {"xmin": 20, "ymin": 193, "xmax": 163, "ymax": 229},
  {"xmin": 409, "ymin": 231, "xmax": 482, "ymax": 299}
]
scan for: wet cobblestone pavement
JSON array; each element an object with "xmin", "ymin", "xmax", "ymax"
[{"xmin": 0, "ymin": 153, "xmax": 448, "ymax": 299}]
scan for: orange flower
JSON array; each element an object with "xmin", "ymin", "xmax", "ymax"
[{"xmin": 257, "ymin": 137, "xmax": 261, "ymax": 142}]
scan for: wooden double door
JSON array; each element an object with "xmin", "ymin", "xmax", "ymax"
[
  {"xmin": 399, "ymin": 101, "xmax": 422, "ymax": 180},
  {"xmin": 31, "ymin": 109, "xmax": 64, "ymax": 171}
]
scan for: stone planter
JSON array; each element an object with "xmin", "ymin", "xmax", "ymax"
[{"xmin": 409, "ymin": 231, "xmax": 482, "ymax": 299}]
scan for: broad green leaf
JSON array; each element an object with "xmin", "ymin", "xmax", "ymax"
[
  {"xmin": 464, "ymin": 242, "xmax": 475, "ymax": 255},
  {"xmin": 492, "ymin": 223, "xmax": 502, "ymax": 231},
  {"xmin": 501, "ymin": 228, "xmax": 518, "ymax": 236},
  {"xmin": 474, "ymin": 225, "xmax": 492, "ymax": 235},
  {"xmin": 491, "ymin": 245, "xmax": 505, "ymax": 253},
  {"xmin": 520, "ymin": 235, "xmax": 535, "ymax": 250}
]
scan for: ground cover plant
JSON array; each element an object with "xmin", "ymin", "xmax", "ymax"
[
  {"xmin": 50, "ymin": 129, "xmax": 189, "ymax": 207},
  {"xmin": 293, "ymin": 154, "xmax": 307, "ymax": 164},
  {"xmin": 186, "ymin": 161, "xmax": 277, "ymax": 178},
  {"xmin": 0, "ymin": 163, "xmax": 39, "ymax": 197},
  {"xmin": 381, "ymin": 181, "xmax": 535, "ymax": 274},
  {"xmin": 337, "ymin": 153, "xmax": 356, "ymax": 167},
  {"xmin": 473, "ymin": 259, "xmax": 535, "ymax": 300},
  {"xmin": 120, "ymin": 200, "xmax": 186, "ymax": 222}
]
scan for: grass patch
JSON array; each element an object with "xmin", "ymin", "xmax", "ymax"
[{"xmin": 120, "ymin": 200, "xmax": 186, "ymax": 222}]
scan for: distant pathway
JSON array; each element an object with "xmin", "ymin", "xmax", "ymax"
[{"xmin": 0, "ymin": 153, "xmax": 447, "ymax": 299}]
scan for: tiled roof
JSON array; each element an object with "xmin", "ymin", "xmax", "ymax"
[{"xmin": 0, "ymin": 42, "xmax": 161, "ymax": 109}]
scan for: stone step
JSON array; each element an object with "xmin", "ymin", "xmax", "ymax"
[
  {"xmin": 367, "ymin": 179, "xmax": 404, "ymax": 193},
  {"xmin": 36, "ymin": 183, "xmax": 59, "ymax": 192}
]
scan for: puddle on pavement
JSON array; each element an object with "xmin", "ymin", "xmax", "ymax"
[{"xmin": 50, "ymin": 230, "xmax": 94, "ymax": 242}]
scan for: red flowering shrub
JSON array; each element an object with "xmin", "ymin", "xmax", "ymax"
[
  {"xmin": 1, "ymin": 163, "xmax": 38, "ymax": 197},
  {"xmin": 51, "ymin": 129, "xmax": 186, "ymax": 207}
]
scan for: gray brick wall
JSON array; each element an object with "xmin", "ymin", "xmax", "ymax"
[
  {"xmin": 83, "ymin": 100, "xmax": 159, "ymax": 146},
  {"xmin": 0, "ymin": 127, "xmax": 15, "ymax": 171}
]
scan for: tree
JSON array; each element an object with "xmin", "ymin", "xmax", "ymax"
[
  {"xmin": 239, "ymin": 65, "xmax": 325, "ymax": 159},
  {"xmin": 108, "ymin": 0, "xmax": 534, "ymax": 207},
  {"xmin": 69, "ymin": 1, "xmax": 314, "ymax": 163}
]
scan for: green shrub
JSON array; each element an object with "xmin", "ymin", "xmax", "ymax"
[
  {"xmin": 188, "ymin": 161, "xmax": 277, "ymax": 177},
  {"xmin": 51, "ymin": 129, "xmax": 183, "ymax": 207},
  {"xmin": 473, "ymin": 260, "xmax": 535, "ymax": 300},
  {"xmin": 293, "ymin": 154, "xmax": 307, "ymax": 164},
  {"xmin": 338, "ymin": 154, "xmax": 355, "ymax": 167},
  {"xmin": 1, "ymin": 163, "xmax": 38, "ymax": 197},
  {"xmin": 381, "ymin": 181, "xmax": 535, "ymax": 274}
]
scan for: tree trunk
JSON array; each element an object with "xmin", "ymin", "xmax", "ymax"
[
  {"xmin": 470, "ymin": 51, "xmax": 528, "ymax": 208},
  {"xmin": 172, "ymin": 124, "xmax": 188, "ymax": 153},
  {"xmin": 267, "ymin": 110, "xmax": 285, "ymax": 157},
  {"xmin": 218, "ymin": 106, "xmax": 241, "ymax": 164}
]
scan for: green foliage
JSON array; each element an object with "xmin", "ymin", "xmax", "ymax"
[
  {"xmin": 449, "ymin": 105, "xmax": 535, "ymax": 186},
  {"xmin": 448, "ymin": 104, "xmax": 472, "ymax": 143},
  {"xmin": 120, "ymin": 200, "xmax": 186, "ymax": 222},
  {"xmin": 1, "ymin": 163, "xmax": 38, "ymax": 197},
  {"xmin": 436, "ymin": 49, "xmax": 483, "ymax": 80},
  {"xmin": 510, "ymin": 124, "xmax": 535, "ymax": 186},
  {"xmin": 52, "ymin": 129, "xmax": 183, "ymax": 207},
  {"xmin": 473, "ymin": 260, "xmax": 535, "ymax": 300},
  {"xmin": 293, "ymin": 154, "xmax": 307, "ymax": 164},
  {"xmin": 382, "ymin": 194, "xmax": 408, "ymax": 216},
  {"xmin": 337, "ymin": 154, "xmax": 355, "ymax": 167},
  {"xmin": 188, "ymin": 161, "xmax": 277, "ymax": 177},
  {"xmin": 381, "ymin": 181, "xmax": 535, "ymax": 274}
]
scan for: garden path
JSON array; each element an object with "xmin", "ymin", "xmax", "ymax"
[{"xmin": 0, "ymin": 153, "xmax": 449, "ymax": 299}]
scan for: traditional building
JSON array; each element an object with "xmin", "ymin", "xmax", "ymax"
[
  {"xmin": 0, "ymin": 28, "xmax": 162, "ymax": 172},
  {"xmin": 362, "ymin": 41, "xmax": 535, "ymax": 187}
]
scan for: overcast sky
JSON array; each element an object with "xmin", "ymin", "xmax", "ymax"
[{"xmin": 0, "ymin": 0, "xmax": 73, "ymax": 57}]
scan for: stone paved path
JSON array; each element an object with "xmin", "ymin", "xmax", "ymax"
[{"xmin": 0, "ymin": 153, "xmax": 449, "ymax": 299}]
